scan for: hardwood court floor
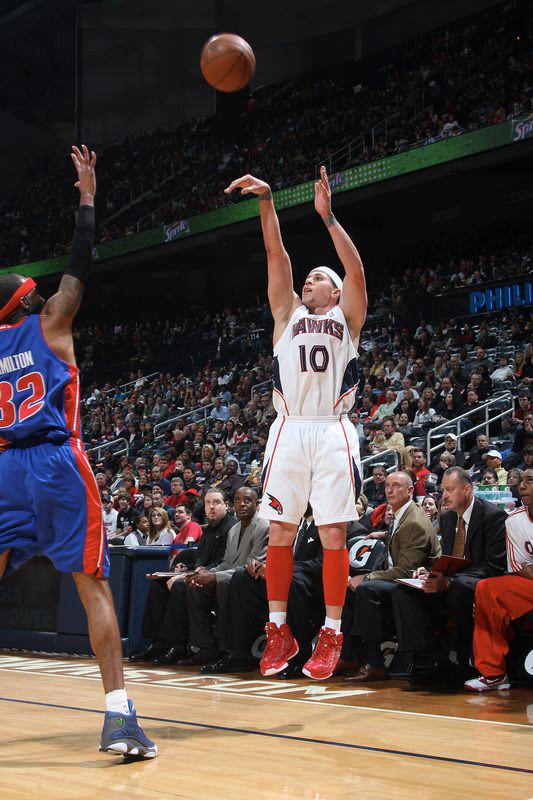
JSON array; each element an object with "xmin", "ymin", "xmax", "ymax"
[{"xmin": 0, "ymin": 652, "xmax": 531, "ymax": 800}]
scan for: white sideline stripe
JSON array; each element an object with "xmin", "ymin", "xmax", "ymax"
[{"xmin": 0, "ymin": 664, "xmax": 531, "ymax": 729}]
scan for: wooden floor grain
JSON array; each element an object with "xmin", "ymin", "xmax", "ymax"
[{"xmin": 0, "ymin": 654, "xmax": 531, "ymax": 799}]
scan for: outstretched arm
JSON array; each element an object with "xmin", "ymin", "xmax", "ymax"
[
  {"xmin": 41, "ymin": 145, "xmax": 96, "ymax": 364},
  {"xmin": 225, "ymin": 175, "xmax": 299, "ymax": 342},
  {"xmin": 315, "ymin": 166, "xmax": 367, "ymax": 342}
]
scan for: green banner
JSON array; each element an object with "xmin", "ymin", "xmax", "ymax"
[{"xmin": 6, "ymin": 117, "xmax": 524, "ymax": 279}]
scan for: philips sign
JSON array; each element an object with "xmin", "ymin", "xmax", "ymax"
[{"xmin": 469, "ymin": 281, "xmax": 533, "ymax": 314}]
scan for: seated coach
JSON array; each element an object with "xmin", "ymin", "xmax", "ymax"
[
  {"xmin": 392, "ymin": 467, "xmax": 507, "ymax": 689},
  {"xmin": 342, "ymin": 471, "xmax": 441, "ymax": 682}
]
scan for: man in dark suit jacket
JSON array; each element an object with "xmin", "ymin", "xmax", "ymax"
[
  {"xmin": 130, "ymin": 487, "xmax": 235, "ymax": 664},
  {"xmin": 178, "ymin": 487, "xmax": 269, "ymax": 665},
  {"xmin": 201, "ymin": 509, "xmax": 324, "ymax": 675},
  {"xmin": 342, "ymin": 471, "xmax": 441, "ymax": 682},
  {"xmin": 392, "ymin": 466, "xmax": 507, "ymax": 687}
]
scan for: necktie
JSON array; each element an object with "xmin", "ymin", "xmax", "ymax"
[
  {"xmin": 452, "ymin": 515, "xmax": 466, "ymax": 558},
  {"xmin": 383, "ymin": 519, "xmax": 395, "ymax": 569},
  {"xmin": 294, "ymin": 520, "xmax": 309, "ymax": 555}
]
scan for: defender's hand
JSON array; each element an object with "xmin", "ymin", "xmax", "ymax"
[
  {"xmin": 224, "ymin": 174, "xmax": 271, "ymax": 198},
  {"xmin": 314, "ymin": 165, "xmax": 332, "ymax": 219},
  {"xmin": 71, "ymin": 144, "xmax": 96, "ymax": 198}
]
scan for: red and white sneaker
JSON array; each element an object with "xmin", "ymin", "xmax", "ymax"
[
  {"xmin": 302, "ymin": 627, "xmax": 343, "ymax": 680},
  {"xmin": 260, "ymin": 622, "xmax": 299, "ymax": 677},
  {"xmin": 464, "ymin": 674, "xmax": 511, "ymax": 692}
]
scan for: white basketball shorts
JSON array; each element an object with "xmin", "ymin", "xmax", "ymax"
[{"xmin": 258, "ymin": 415, "xmax": 362, "ymax": 527}]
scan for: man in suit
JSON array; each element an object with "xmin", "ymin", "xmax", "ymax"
[
  {"xmin": 200, "ymin": 508, "xmax": 324, "ymax": 675},
  {"xmin": 130, "ymin": 487, "xmax": 235, "ymax": 664},
  {"xmin": 179, "ymin": 487, "xmax": 269, "ymax": 665},
  {"xmin": 392, "ymin": 466, "xmax": 507, "ymax": 688},
  {"xmin": 342, "ymin": 471, "xmax": 441, "ymax": 682}
]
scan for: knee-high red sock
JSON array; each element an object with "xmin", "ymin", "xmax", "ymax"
[
  {"xmin": 266, "ymin": 545, "xmax": 294, "ymax": 602},
  {"xmin": 322, "ymin": 548, "xmax": 349, "ymax": 608}
]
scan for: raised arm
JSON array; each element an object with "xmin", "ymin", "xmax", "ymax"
[
  {"xmin": 41, "ymin": 145, "xmax": 96, "ymax": 365},
  {"xmin": 224, "ymin": 174, "xmax": 299, "ymax": 343},
  {"xmin": 314, "ymin": 166, "xmax": 367, "ymax": 343}
]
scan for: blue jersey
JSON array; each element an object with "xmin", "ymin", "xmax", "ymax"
[{"xmin": 0, "ymin": 315, "xmax": 80, "ymax": 446}]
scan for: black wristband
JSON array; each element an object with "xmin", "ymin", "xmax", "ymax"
[{"xmin": 64, "ymin": 204, "xmax": 95, "ymax": 281}]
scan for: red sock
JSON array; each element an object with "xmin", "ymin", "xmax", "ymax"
[
  {"xmin": 322, "ymin": 548, "xmax": 349, "ymax": 607},
  {"xmin": 266, "ymin": 545, "xmax": 294, "ymax": 602}
]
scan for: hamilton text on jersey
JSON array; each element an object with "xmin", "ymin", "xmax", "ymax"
[
  {"xmin": 292, "ymin": 317, "xmax": 344, "ymax": 340},
  {"xmin": 0, "ymin": 350, "xmax": 35, "ymax": 376}
]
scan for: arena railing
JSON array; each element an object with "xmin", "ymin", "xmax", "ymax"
[
  {"xmin": 251, "ymin": 379, "xmax": 273, "ymax": 399},
  {"xmin": 86, "ymin": 437, "xmax": 129, "ymax": 462},
  {"xmin": 81, "ymin": 372, "xmax": 159, "ymax": 407},
  {"xmin": 361, "ymin": 448, "xmax": 400, "ymax": 489},
  {"xmin": 426, "ymin": 392, "xmax": 514, "ymax": 461},
  {"xmin": 153, "ymin": 402, "xmax": 217, "ymax": 440}
]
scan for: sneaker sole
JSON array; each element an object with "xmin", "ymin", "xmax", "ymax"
[
  {"xmin": 464, "ymin": 683, "xmax": 511, "ymax": 693},
  {"xmin": 100, "ymin": 743, "xmax": 158, "ymax": 758},
  {"xmin": 301, "ymin": 667, "xmax": 333, "ymax": 680},
  {"xmin": 260, "ymin": 642, "xmax": 299, "ymax": 677}
]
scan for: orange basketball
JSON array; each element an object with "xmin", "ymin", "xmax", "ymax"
[{"xmin": 200, "ymin": 33, "xmax": 256, "ymax": 92}]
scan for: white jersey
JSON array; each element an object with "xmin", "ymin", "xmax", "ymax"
[
  {"xmin": 273, "ymin": 304, "xmax": 358, "ymax": 417},
  {"xmin": 505, "ymin": 506, "xmax": 533, "ymax": 572}
]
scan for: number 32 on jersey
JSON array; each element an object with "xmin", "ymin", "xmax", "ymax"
[{"xmin": 0, "ymin": 372, "xmax": 46, "ymax": 428}]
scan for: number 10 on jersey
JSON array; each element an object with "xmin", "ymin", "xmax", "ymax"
[{"xmin": 299, "ymin": 344, "xmax": 329, "ymax": 373}]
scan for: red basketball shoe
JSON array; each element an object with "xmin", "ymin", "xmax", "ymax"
[
  {"xmin": 260, "ymin": 622, "xmax": 299, "ymax": 677},
  {"xmin": 302, "ymin": 627, "xmax": 343, "ymax": 680}
]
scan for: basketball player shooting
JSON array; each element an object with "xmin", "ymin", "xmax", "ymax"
[
  {"xmin": 0, "ymin": 146, "xmax": 156, "ymax": 758},
  {"xmin": 225, "ymin": 166, "xmax": 367, "ymax": 679}
]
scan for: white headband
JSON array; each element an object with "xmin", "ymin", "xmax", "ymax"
[{"xmin": 308, "ymin": 266, "xmax": 343, "ymax": 290}]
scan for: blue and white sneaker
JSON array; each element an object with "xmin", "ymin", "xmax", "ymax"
[{"xmin": 99, "ymin": 700, "xmax": 158, "ymax": 758}]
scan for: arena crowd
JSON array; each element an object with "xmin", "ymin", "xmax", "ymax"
[{"xmin": 0, "ymin": 0, "xmax": 531, "ymax": 267}]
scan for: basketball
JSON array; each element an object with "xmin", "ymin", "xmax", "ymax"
[{"xmin": 200, "ymin": 33, "xmax": 256, "ymax": 92}]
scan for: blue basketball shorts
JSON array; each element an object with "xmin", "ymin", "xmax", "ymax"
[{"xmin": 0, "ymin": 438, "xmax": 109, "ymax": 578}]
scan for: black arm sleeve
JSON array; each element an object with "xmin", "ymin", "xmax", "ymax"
[{"xmin": 64, "ymin": 204, "xmax": 95, "ymax": 282}]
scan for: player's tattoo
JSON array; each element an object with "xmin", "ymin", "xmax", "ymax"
[
  {"xmin": 322, "ymin": 212, "xmax": 336, "ymax": 227},
  {"xmin": 259, "ymin": 189, "xmax": 273, "ymax": 201},
  {"xmin": 53, "ymin": 275, "xmax": 83, "ymax": 316}
]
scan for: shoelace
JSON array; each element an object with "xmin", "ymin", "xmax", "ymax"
[{"xmin": 313, "ymin": 629, "xmax": 336, "ymax": 662}]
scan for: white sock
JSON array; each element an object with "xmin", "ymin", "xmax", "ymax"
[
  {"xmin": 324, "ymin": 617, "xmax": 341, "ymax": 634},
  {"xmin": 105, "ymin": 689, "xmax": 130, "ymax": 715},
  {"xmin": 269, "ymin": 611, "xmax": 287, "ymax": 627}
]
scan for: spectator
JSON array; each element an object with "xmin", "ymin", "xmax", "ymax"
[
  {"xmin": 178, "ymin": 487, "xmax": 268, "ymax": 666},
  {"xmin": 481, "ymin": 450, "xmax": 508, "ymax": 485},
  {"xmin": 147, "ymin": 509, "xmax": 174, "ymax": 545},
  {"xmin": 102, "ymin": 494, "xmax": 119, "ymax": 540},
  {"xmin": 481, "ymin": 468, "xmax": 499, "ymax": 486},
  {"xmin": 124, "ymin": 515, "xmax": 150, "ymax": 547},
  {"xmin": 216, "ymin": 459, "xmax": 246, "ymax": 503},
  {"xmin": 171, "ymin": 504, "xmax": 203, "ymax": 545},
  {"xmin": 392, "ymin": 467, "xmax": 506, "ymax": 689},
  {"xmin": 365, "ymin": 466, "xmax": 387, "ymax": 505},
  {"xmin": 130, "ymin": 488, "xmax": 235, "ymax": 665},
  {"xmin": 368, "ymin": 418, "xmax": 405, "ymax": 455},
  {"xmin": 411, "ymin": 449, "xmax": 432, "ymax": 498},
  {"xmin": 465, "ymin": 433, "xmax": 491, "ymax": 473},
  {"xmin": 421, "ymin": 495, "xmax": 440, "ymax": 531},
  {"xmin": 165, "ymin": 476, "xmax": 189, "ymax": 508},
  {"xmin": 116, "ymin": 494, "xmax": 139, "ymax": 536},
  {"xmin": 342, "ymin": 471, "xmax": 441, "ymax": 682},
  {"xmin": 490, "ymin": 356, "xmax": 514, "ymax": 387},
  {"xmin": 434, "ymin": 451, "xmax": 456, "ymax": 486}
]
